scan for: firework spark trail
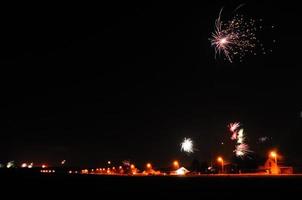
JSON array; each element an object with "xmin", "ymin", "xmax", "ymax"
[
  {"xmin": 210, "ymin": 8, "xmax": 260, "ymax": 62},
  {"xmin": 233, "ymin": 4, "xmax": 245, "ymax": 12},
  {"xmin": 180, "ymin": 138, "xmax": 194, "ymax": 153}
]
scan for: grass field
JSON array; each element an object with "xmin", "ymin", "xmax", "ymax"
[{"xmin": 1, "ymin": 172, "xmax": 301, "ymax": 198}]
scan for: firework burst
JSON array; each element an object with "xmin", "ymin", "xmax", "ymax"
[
  {"xmin": 229, "ymin": 122, "xmax": 240, "ymax": 133},
  {"xmin": 228, "ymin": 122, "xmax": 252, "ymax": 158},
  {"xmin": 235, "ymin": 143, "xmax": 252, "ymax": 157},
  {"xmin": 228, "ymin": 122, "xmax": 240, "ymax": 140},
  {"xmin": 210, "ymin": 8, "xmax": 260, "ymax": 62},
  {"xmin": 180, "ymin": 138, "xmax": 194, "ymax": 154}
]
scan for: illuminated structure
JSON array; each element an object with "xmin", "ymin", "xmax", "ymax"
[
  {"xmin": 217, "ymin": 157, "xmax": 224, "ymax": 173},
  {"xmin": 170, "ymin": 167, "xmax": 190, "ymax": 175},
  {"xmin": 259, "ymin": 151, "xmax": 293, "ymax": 174}
]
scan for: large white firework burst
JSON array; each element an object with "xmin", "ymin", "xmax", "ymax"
[
  {"xmin": 210, "ymin": 8, "xmax": 259, "ymax": 62},
  {"xmin": 180, "ymin": 138, "xmax": 194, "ymax": 153}
]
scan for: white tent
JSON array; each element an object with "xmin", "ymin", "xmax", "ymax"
[{"xmin": 171, "ymin": 167, "xmax": 190, "ymax": 175}]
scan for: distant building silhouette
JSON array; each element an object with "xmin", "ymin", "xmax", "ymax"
[{"xmin": 259, "ymin": 158, "xmax": 293, "ymax": 174}]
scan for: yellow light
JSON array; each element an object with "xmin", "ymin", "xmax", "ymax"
[
  {"xmin": 217, "ymin": 157, "xmax": 223, "ymax": 163},
  {"xmin": 107, "ymin": 161, "xmax": 111, "ymax": 165},
  {"xmin": 270, "ymin": 151, "xmax": 277, "ymax": 158},
  {"xmin": 42, "ymin": 165, "xmax": 47, "ymax": 169},
  {"xmin": 119, "ymin": 166, "xmax": 123, "ymax": 169},
  {"xmin": 131, "ymin": 164, "xmax": 135, "ymax": 169},
  {"xmin": 173, "ymin": 161, "xmax": 179, "ymax": 168},
  {"xmin": 146, "ymin": 163, "xmax": 152, "ymax": 169}
]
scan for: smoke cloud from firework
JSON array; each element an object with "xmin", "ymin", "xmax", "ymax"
[
  {"xmin": 258, "ymin": 136, "xmax": 272, "ymax": 143},
  {"xmin": 210, "ymin": 8, "xmax": 267, "ymax": 63}
]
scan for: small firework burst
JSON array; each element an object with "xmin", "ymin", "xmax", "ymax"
[
  {"xmin": 229, "ymin": 122, "xmax": 241, "ymax": 133},
  {"xmin": 228, "ymin": 122, "xmax": 240, "ymax": 140},
  {"xmin": 122, "ymin": 160, "xmax": 131, "ymax": 167},
  {"xmin": 258, "ymin": 136, "xmax": 272, "ymax": 143},
  {"xmin": 235, "ymin": 143, "xmax": 251, "ymax": 157},
  {"xmin": 210, "ymin": 8, "xmax": 264, "ymax": 62},
  {"xmin": 180, "ymin": 138, "xmax": 194, "ymax": 153}
]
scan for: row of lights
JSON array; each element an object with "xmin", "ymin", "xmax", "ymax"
[
  {"xmin": 82, "ymin": 161, "xmax": 180, "ymax": 175},
  {"xmin": 21, "ymin": 163, "xmax": 47, "ymax": 169},
  {"xmin": 216, "ymin": 151, "xmax": 279, "ymax": 173},
  {"xmin": 68, "ymin": 171, "xmax": 79, "ymax": 174},
  {"xmin": 49, "ymin": 151, "xmax": 279, "ymax": 175},
  {"xmin": 40, "ymin": 170, "xmax": 55, "ymax": 173},
  {"xmin": 82, "ymin": 151, "xmax": 279, "ymax": 175}
]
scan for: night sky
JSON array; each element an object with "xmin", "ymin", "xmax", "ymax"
[{"xmin": 1, "ymin": 1, "xmax": 301, "ymax": 167}]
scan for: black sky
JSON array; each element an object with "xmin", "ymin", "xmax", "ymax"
[{"xmin": 0, "ymin": 1, "xmax": 302, "ymax": 167}]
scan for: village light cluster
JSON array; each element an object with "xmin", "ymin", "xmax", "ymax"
[
  {"xmin": 0, "ymin": 149, "xmax": 293, "ymax": 176},
  {"xmin": 72, "ymin": 151, "xmax": 289, "ymax": 176},
  {"xmin": 0, "ymin": 123, "xmax": 292, "ymax": 176}
]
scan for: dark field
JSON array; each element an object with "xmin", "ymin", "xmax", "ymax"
[{"xmin": 1, "ymin": 172, "xmax": 301, "ymax": 198}]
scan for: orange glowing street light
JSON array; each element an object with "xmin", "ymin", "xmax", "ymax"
[
  {"xmin": 173, "ymin": 160, "xmax": 179, "ymax": 169},
  {"xmin": 146, "ymin": 163, "xmax": 152, "ymax": 169},
  {"xmin": 217, "ymin": 157, "xmax": 224, "ymax": 173},
  {"xmin": 270, "ymin": 151, "xmax": 278, "ymax": 166},
  {"xmin": 131, "ymin": 164, "xmax": 135, "ymax": 169}
]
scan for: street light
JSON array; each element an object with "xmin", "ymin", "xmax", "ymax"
[
  {"xmin": 270, "ymin": 151, "xmax": 278, "ymax": 166},
  {"xmin": 146, "ymin": 163, "xmax": 152, "ymax": 169},
  {"xmin": 173, "ymin": 161, "xmax": 179, "ymax": 169},
  {"xmin": 217, "ymin": 157, "xmax": 224, "ymax": 173}
]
